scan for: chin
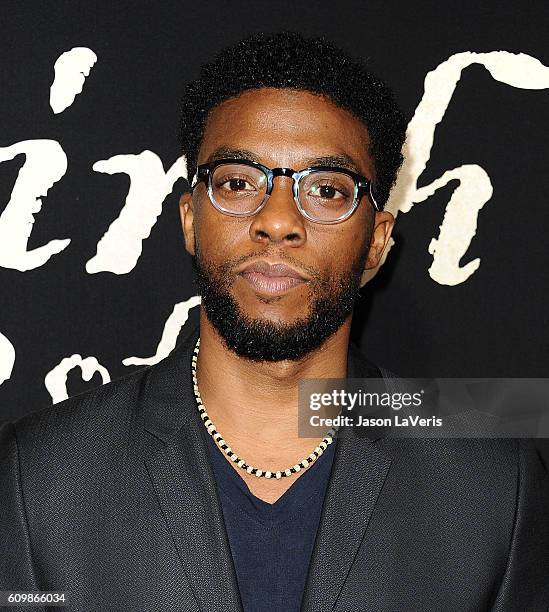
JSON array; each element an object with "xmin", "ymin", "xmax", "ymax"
[{"xmin": 237, "ymin": 296, "xmax": 311, "ymax": 326}]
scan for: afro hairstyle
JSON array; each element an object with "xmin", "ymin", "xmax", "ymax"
[{"xmin": 179, "ymin": 31, "xmax": 407, "ymax": 208}]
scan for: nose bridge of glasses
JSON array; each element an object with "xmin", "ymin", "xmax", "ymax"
[
  {"xmin": 267, "ymin": 167, "xmax": 299, "ymax": 199},
  {"xmin": 271, "ymin": 167, "xmax": 295, "ymax": 179}
]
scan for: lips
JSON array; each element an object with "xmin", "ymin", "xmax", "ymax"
[{"xmin": 237, "ymin": 259, "xmax": 310, "ymax": 296}]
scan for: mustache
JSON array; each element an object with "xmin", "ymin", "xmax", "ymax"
[{"xmin": 195, "ymin": 248, "xmax": 322, "ymax": 282}]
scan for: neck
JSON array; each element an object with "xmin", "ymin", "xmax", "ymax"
[{"xmin": 194, "ymin": 308, "xmax": 351, "ymax": 470}]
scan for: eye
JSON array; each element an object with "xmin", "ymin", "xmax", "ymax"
[
  {"xmin": 216, "ymin": 175, "xmax": 259, "ymax": 192},
  {"xmin": 308, "ymin": 180, "xmax": 350, "ymax": 200}
]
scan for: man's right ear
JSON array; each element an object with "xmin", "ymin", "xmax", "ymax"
[{"xmin": 179, "ymin": 192, "xmax": 196, "ymax": 256}]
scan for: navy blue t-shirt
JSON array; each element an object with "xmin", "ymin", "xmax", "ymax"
[{"xmin": 206, "ymin": 433, "xmax": 337, "ymax": 612}]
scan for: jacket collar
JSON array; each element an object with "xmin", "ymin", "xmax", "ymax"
[{"xmin": 142, "ymin": 319, "xmax": 200, "ymax": 443}]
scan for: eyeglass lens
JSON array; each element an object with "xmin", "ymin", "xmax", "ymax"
[{"xmin": 210, "ymin": 163, "xmax": 357, "ymax": 222}]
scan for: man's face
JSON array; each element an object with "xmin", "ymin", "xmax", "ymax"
[{"xmin": 180, "ymin": 88, "xmax": 394, "ymax": 361}]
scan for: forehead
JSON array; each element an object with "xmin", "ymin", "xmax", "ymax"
[{"xmin": 198, "ymin": 88, "xmax": 374, "ymax": 177}]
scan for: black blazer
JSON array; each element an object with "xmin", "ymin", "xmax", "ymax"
[{"xmin": 1, "ymin": 322, "xmax": 548, "ymax": 611}]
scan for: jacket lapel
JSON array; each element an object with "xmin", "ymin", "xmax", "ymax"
[
  {"xmin": 140, "ymin": 323, "xmax": 391, "ymax": 612},
  {"xmin": 141, "ymin": 322, "xmax": 243, "ymax": 612},
  {"xmin": 300, "ymin": 343, "xmax": 393, "ymax": 612}
]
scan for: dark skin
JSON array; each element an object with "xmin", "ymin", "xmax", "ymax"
[{"xmin": 179, "ymin": 88, "xmax": 394, "ymax": 503}]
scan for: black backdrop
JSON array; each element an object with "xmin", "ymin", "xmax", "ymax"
[{"xmin": 1, "ymin": 1, "xmax": 548, "ymax": 459}]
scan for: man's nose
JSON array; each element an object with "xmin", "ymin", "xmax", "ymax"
[{"xmin": 249, "ymin": 176, "xmax": 306, "ymax": 246}]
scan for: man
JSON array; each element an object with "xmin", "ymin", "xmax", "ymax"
[{"xmin": 1, "ymin": 32, "xmax": 548, "ymax": 612}]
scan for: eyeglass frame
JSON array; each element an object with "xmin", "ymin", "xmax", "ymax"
[{"xmin": 190, "ymin": 157, "xmax": 380, "ymax": 225}]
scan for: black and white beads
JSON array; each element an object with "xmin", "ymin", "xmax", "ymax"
[{"xmin": 191, "ymin": 337, "xmax": 336, "ymax": 479}]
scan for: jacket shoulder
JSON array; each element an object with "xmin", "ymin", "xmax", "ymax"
[
  {"xmin": 7, "ymin": 357, "xmax": 171, "ymax": 473},
  {"xmin": 14, "ymin": 362, "xmax": 151, "ymax": 438}
]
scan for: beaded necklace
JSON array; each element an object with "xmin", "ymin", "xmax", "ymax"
[{"xmin": 192, "ymin": 337, "xmax": 337, "ymax": 479}]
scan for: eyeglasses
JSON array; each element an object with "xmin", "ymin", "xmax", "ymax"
[{"xmin": 191, "ymin": 158, "xmax": 380, "ymax": 225}]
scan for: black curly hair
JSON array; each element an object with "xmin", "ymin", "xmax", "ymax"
[{"xmin": 179, "ymin": 31, "xmax": 406, "ymax": 208}]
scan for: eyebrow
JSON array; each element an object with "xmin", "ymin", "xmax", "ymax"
[
  {"xmin": 207, "ymin": 147, "xmax": 261, "ymax": 163},
  {"xmin": 303, "ymin": 154, "xmax": 362, "ymax": 175},
  {"xmin": 206, "ymin": 148, "xmax": 364, "ymax": 176}
]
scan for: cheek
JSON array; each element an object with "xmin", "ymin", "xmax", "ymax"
[
  {"xmin": 194, "ymin": 204, "xmax": 249, "ymax": 261},
  {"xmin": 344, "ymin": 214, "xmax": 372, "ymax": 262},
  {"xmin": 310, "ymin": 223, "xmax": 367, "ymax": 273}
]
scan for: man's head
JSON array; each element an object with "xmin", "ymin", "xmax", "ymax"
[{"xmin": 179, "ymin": 32, "xmax": 406, "ymax": 361}]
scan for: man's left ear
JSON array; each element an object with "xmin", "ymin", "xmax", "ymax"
[{"xmin": 364, "ymin": 211, "xmax": 395, "ymax": 270}]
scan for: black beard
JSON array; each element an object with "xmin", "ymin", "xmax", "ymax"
[{"xmin": 192, "ymin": 246, "xmax": 368, "ymax": 362}]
